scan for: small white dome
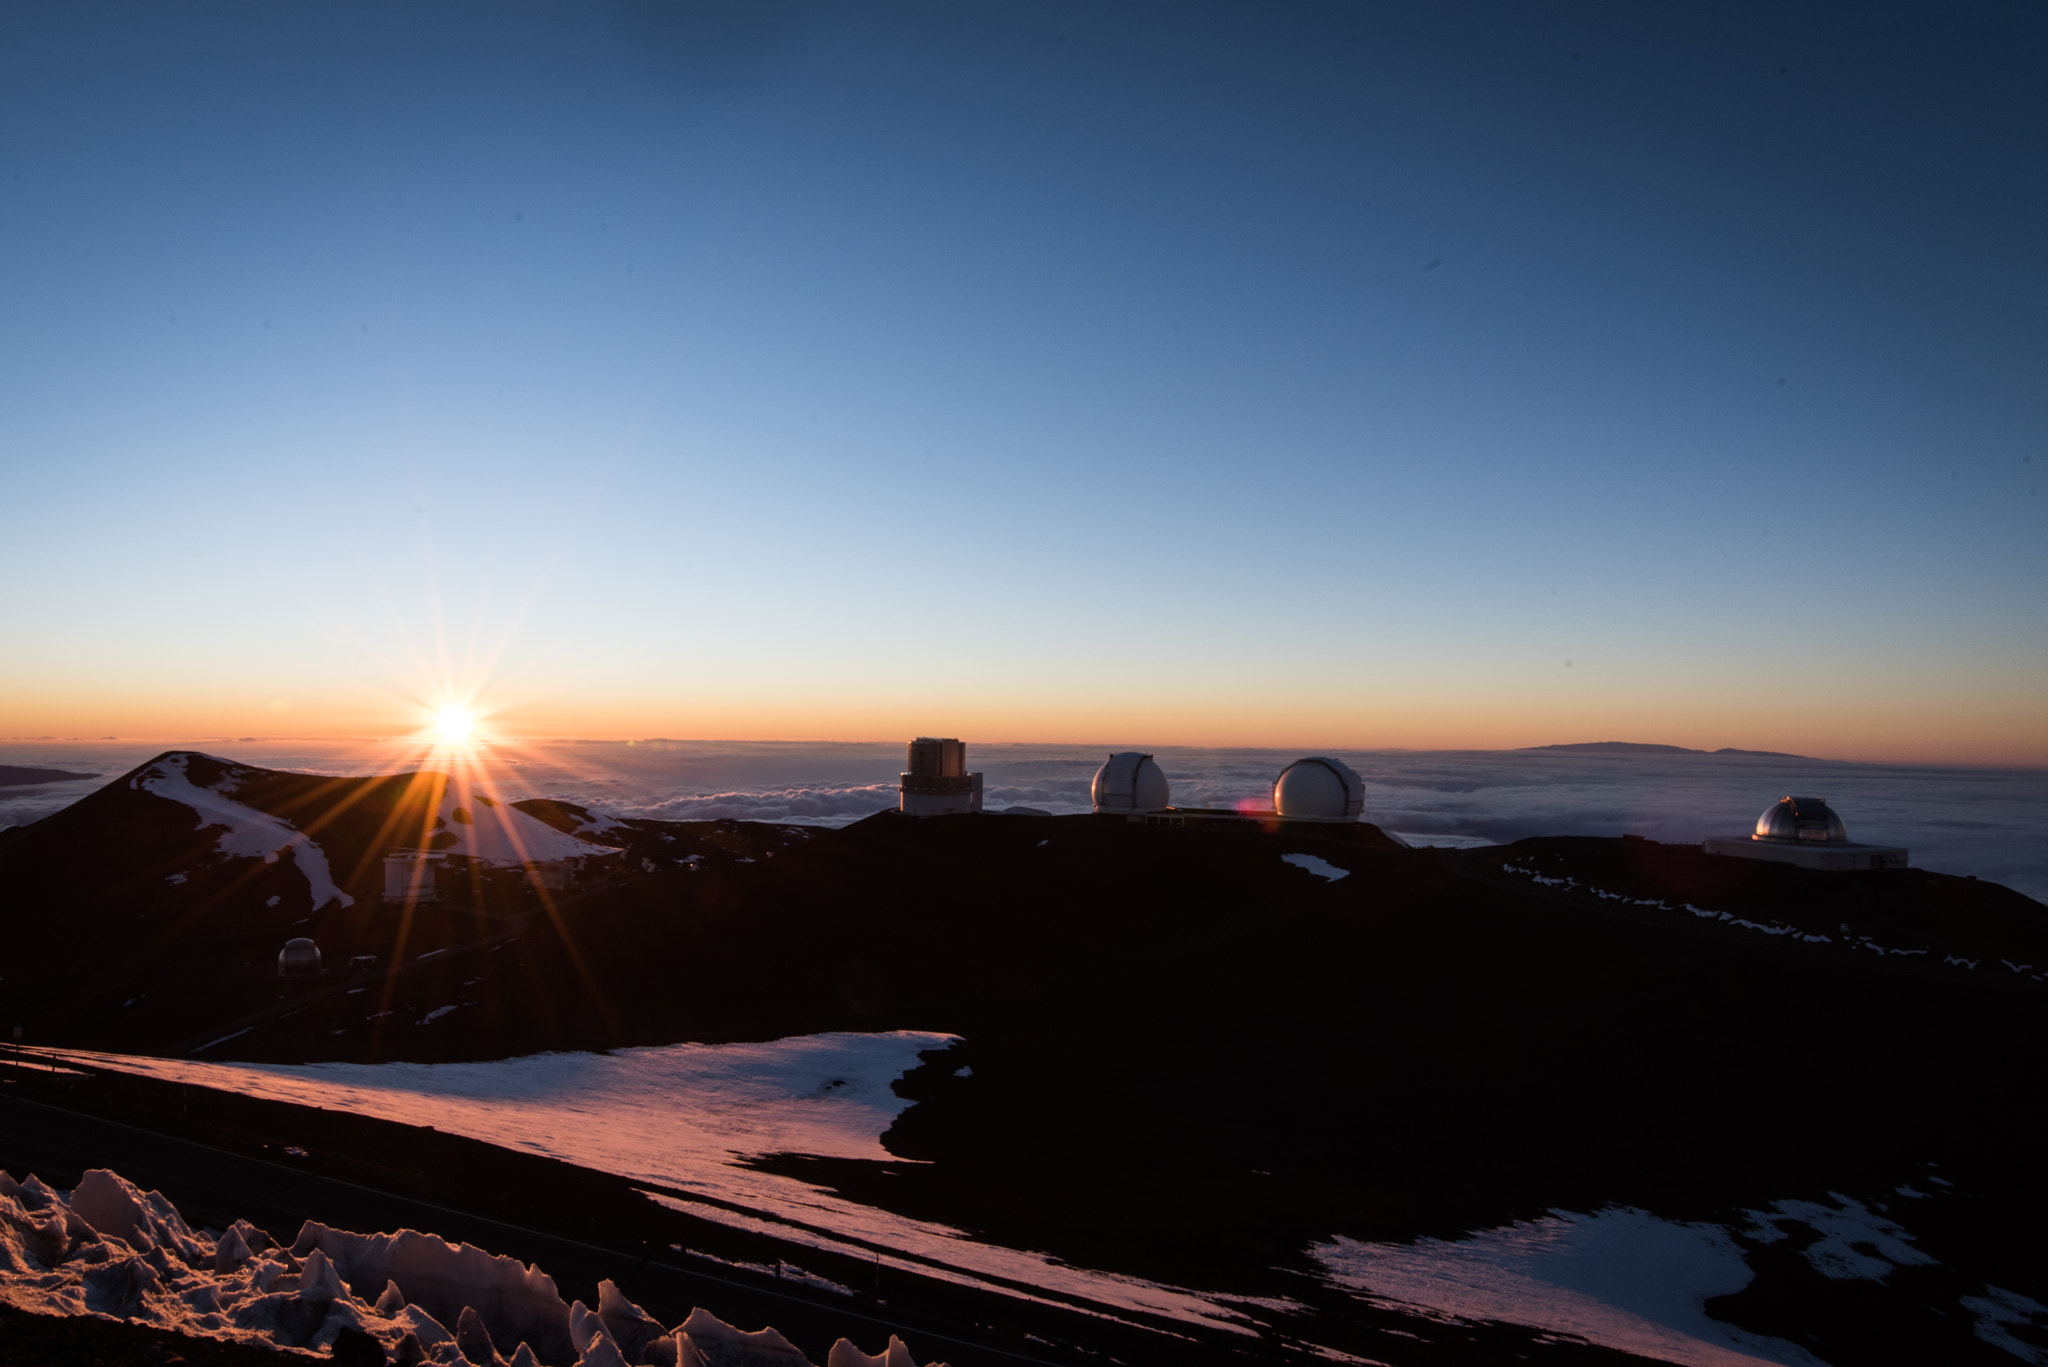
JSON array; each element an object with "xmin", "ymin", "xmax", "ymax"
[
  {"xmin": 1092, "ymin": 752, "xmax": 1170, "ymax": 813},
  {"xmin": 277, "ymin": 937, "xmax": 322, "ymax": 977},
  {"xmin": 1273, "ymin": 757, "xmax": 1364, "ymax": 821}
]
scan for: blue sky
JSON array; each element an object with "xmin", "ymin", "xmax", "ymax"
[{"xmin": 3, "ymin": 2, "xmax": 2043, "ymax": 759}]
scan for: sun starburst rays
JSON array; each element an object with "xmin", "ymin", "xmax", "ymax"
[{"xmin": 435, "ymin": 705, "xmax": 475, "ymax": 744}]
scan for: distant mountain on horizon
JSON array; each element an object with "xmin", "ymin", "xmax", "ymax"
[
  {"xmin": 0, "ymin": 764, "xmax": 101, "ymax": 787},
  {"xmin": 1522, "ymin": 741, "xmax": 1806, "ymax": 758}
]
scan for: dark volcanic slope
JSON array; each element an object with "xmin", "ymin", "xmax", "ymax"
[
  {"xmin": 4, "ymin": 756, "xmax": 2047, "ymax": 1366},
  {"xmin": 0, "ymin": 752, "xmax": 630, "ymax": 1052},
  {"xmin": 1475, "ymin": 834, "xmax": 2048, "ymax": 970}
]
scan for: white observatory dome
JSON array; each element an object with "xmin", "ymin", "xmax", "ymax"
[
  {"xmin": 1754, "ymin": 796, "xmax": 1849, "ymax": 844},
  {"xmin": 1092, "ymin": 752, "xmax": 1170, "ymax": 813},
  {"xmin": 1272, "ymin": 757, "xmax": 1364, "ymax": 821},
  {"xmin": 277, "ymin": 937, "xmax": 322, "ymax": 978}
]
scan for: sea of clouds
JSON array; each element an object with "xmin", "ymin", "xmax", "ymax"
[{"xmin": 4, "ymin": 739, "xmax": 2043, "ymax": 903}]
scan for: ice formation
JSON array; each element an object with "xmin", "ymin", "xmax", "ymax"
[
  {"xmin": 0, "ymin": 1166, "xmax": 943, "ymax": 1367},
  {"xmin": 132, "ymin": 752, "xmax": 355, "ymax": 910}
]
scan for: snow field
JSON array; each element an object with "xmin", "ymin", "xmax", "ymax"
[
  {"xmin": 1313, "ymin": 1208, "xmax": 1822, "ymax": 1367},
  {"xmin": 133, "ymin": 752, "xmax": 354, "ymax": 910},
  {"xmin": 430, "ymin": 789, "xmax": 614, "ymax": 865},
  {"xmin": 52, "ymin": 1035, "xmax": 1272, "ymax": 1334}
]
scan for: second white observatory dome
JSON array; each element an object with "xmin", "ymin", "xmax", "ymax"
[
  {"xmin": 1092, "ymin": 752, "xmax": 1170, "ymax": 814},
  {"xmin": 1272, "ymin": 756, "xmax": 1364, "ymax": 821}
]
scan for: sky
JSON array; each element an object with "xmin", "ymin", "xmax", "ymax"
[{"xmin": 2, "ymin": 2, "xmax": 2043, "ymax": 763}]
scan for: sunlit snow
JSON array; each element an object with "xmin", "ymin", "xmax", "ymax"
[
  {"xmin": 131, "ymin": 753, "xmax": 353, "ymax": 910},
  {"xmin": 429, "ymin": 790, "xmax": 612, "ymax": 865},
  {"xmin": 54, "ymin": 1035, "xmax": 1269, "ymax": 1335}
]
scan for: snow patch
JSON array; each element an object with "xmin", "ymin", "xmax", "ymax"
[
  {"xmin": 426, "ymin": 786, "xmax": 615, "ymax": 866},
  {"xmin": 133, "ymin": 754, "xmax": 353, "ymax": 910},
  {"xmin": 1313, "ymin": 1207, "xmax": 1824, "ymax": 1367},
  {"xmin": 566, "ymin": 806, "xmax": 636, "ymax": 840},
  {"xmin": 56, "ymin": 1035, "xmax": 1262, "ymax": 1334},
  {"xmin": 1742, "ymin": 1194, "xmax": 1935, "ymax": 1281},
  {"xmin": 1960, "ymin": 1285, "xmax": 2048, "ymax": 1364},
  {"xmin": 1281, "ymin": 853, "xmax": 1349, "ymax": 882}
]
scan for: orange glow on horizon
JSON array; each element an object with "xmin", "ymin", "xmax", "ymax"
[{"xmin": 4, "ymin": 675, "xmax": 2044, "ymax": 769}]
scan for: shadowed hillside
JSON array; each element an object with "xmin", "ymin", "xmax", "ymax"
[{"xmin": 4, "ymin": 756, "xmax": 2047, "ymax": 1365}]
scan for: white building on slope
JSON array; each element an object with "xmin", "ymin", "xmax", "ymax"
[
  {"xmin": 1091, "ymin": 752, "xmax": 1171, "ymax": 815},
  {"xmin": 1703, "ymin": 796, "xmax": 1907, "ymax": 871},
  {"xmin": 899, "ymin": 737, "xmax": 984, "ymax": 816},
  {"xmin": 1272, "ymin": 756, "xmax": 1365, "ymax": 822},
  {"xmin": 382, "ymin": 849, "xmax": 446, "ymax": 903}
]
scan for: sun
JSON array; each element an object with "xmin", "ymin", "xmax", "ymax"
[{"xmin": 435, "ymin": 705, "xmax": 476, "ymax": 744}]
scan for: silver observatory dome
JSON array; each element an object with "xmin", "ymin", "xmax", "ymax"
[
  {"xmin": 1272, "ymin": 757, "xmax": 1364, "ymax": 821},
  {"xmin": 1754, "ymin": 796, "xmax": 1849, "ymax": 844},
  {"xmin": 277, "ymin": 937, "xmax": 322, "ymax": 977},
  {"xmin": 1092, "ymin": 752, "xmax": 1170, "ymax": 813}
]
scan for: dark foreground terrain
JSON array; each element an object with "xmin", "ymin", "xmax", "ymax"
[{"xmin": 3, "ymin": 753, "xmax": 2047, "ymax": 1365}]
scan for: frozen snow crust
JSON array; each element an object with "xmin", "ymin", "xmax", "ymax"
[{"xmin": 0, "ymin": 1166, "xmax": 943, "ymax": 1367}]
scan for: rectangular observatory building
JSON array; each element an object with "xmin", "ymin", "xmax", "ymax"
[{"xmin": 900, "ymin": 737, "xmax": 984, "ymax": 817}]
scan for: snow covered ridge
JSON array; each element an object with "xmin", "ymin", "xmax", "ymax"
[
  {"xmin": 132, "ymin": 752, "xmax": 354, "ymax": 910},
  {"xmin": 0, "ymin": 1166, "xmax": 943, "ymax": 1367},
  {"xmin": 427, "ymin": 788, "xmax": 617, "ymax": 865}
]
